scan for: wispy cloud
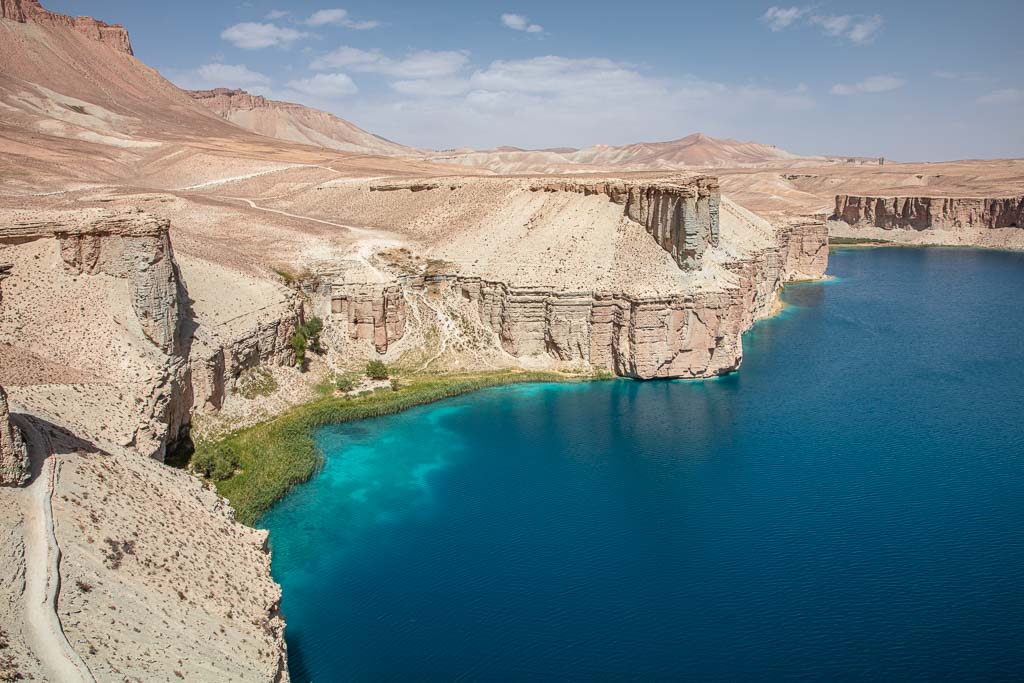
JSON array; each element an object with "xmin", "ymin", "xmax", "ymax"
[
  {"xmin": 830, "ymin": 75, "xmax": 904, "ymax": 96},
  {"xmin": 264, "ymin": 9, "xmax": 289, "ymax": 20},
  {"xmin": 501, "ymin": 13, "xmax": 543, "ymax": 33},
  {"xmin": 221, "ymin": 22, "xmax": 308, "ymax": 49},
  {"xmin": 286, "ymin": 72, "xmax": 358, "ymax": 97},
  {"xmin": 762, "ymin": 6, "xmax": 884, "ymax": 44},
  {"xmin": 933, "ymin": 70, "xmax": 992, "ymax": 84},
  {"xmin": 337, "ymin": 54, "xmax": 815, "ymax": 149},
  {"xmin": 167, "ymin": 63, "xmax": 271, "ymax": 90},
  {"xmin": 761, "ymin": 6, "xmax": 808, "ymax": 32},
  {"xmin": 977, "ymin": 88, "xmax": 1023, "ymax": 105},
  {"xmin": 311, "ymin": 46, "xmax": 470, "ymax": 78},
  {"xmin": 305, "ymin": 8, "xmax": 379, "ymax": 30}
]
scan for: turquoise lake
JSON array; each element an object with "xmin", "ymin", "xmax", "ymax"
[{"xmin": 263, "ymin": 247, "xmax": 1024, "ymax": 681}]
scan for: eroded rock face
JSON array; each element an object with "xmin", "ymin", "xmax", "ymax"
[
  {"xmin": 187, "ymin": 88, "xmax": 270, "ymax": 112},
  {"xmin": 4, "ymin": 210, "xmax": 183, "ymax": 355},
  {"xmin": 1, "ymin": 0, "xmax": 133, "ymax": 54},
  {"xmin": 328, "ymin": 220, "xmax": 828, "ymax": 379},
  {"xmin": 330, "ymin": 283, "xmax": 408, "ymax": 354},
  {"xmin": 833, "ymin": 195, "xmax": 1024, "ymax": 230},
  {"xmin": 531, "ymin": 178, "xmax": 720, "ymax": 270},
  {"xmin": 0, "ymin": 386, "xmax": 29, "ymax": 486}
]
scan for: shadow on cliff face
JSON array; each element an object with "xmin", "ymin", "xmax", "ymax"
[{"xmin": 12, "ymin": 413, "xmax": 106, "ymax": 484}]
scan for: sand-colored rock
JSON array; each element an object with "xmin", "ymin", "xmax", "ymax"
[
  {"xmin": 1, "ymin": 0, "xmax": 132, "ymax": 54},
  {"xmin": 0, "ymin": 386, "xmax": 29, "ymax": 486},
  {"xmin": 832, "ymin": 195, "xmax": 1024, "ymax": 230}
]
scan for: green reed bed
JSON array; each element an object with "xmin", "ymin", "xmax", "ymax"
[{"xmin": 194, "ymin": 370, "xmax": 608, "ymax": 525}]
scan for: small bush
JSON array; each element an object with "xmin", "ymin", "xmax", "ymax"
[
  {"xmin": 365, "ymin": 360, "xmax": 389, "ymax": 380},
  {"xmin": 302, "ymin": 316, "xmax": 324, "ymax": 352},
  {"xmin": 236, "ymin": 367, "xmax": 278, "ymax": 399},
  {"xmin": 390, "ymin": 378, "xmax": 401, "ymax": 392},
  {"xmin": 291, "ymin": 330, "xmax": 307, "ymax": 368},
  {"xmin": 335, "ymin": 375, "xmax": 356, "ymax": 392},
  {"xmin": 192, "ymin": 444, "xmax": 241, "ymax": 482}
]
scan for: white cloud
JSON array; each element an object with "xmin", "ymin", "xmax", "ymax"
[
  {"xmin": 763, "ymin": 7, "xmax": 883, "ymax": 44},
  {"xmin": 977, "ymin": 88, "xmax": 1023, "ymax": 105},
  {"xmin": 392, "ymin": 78, "xmax": 472, "ymax": 97},
  {"xmin": 221, "ymin": 22, "xmax": 308, "ymax": 49},
  {"xmin": 336, "ymin": 54, "xmax": 815, "ymax": 150},
  {"xmin": 830, "ymin": 75, "xmax": 904, "ymax": 96},
  {"xmin": 810, "ymin": 14, "xmax": 883, "ymax": 44},
  {"xmin": 286, "ymin": 73, "xmax": 358, "ymax": 98},
  {"xmin": 846, "ymin": 15, "xmax": 884, "ymax": 44},
  {"xmin": 812, "ymin": 14, "xmax": 852, "ymax": 36},
  {"xmin": 501, "ymin": 13, "xmax": 543, "ymax": 33},
  {"xmin": 305, "ymin": 8, "xmax": 379, "ymax": 29},
  {"xmin": 761, "ymin": 6, "xmax": 808, "ymax": 32},
  {"xmin": 265, "ymin": 10, "xmax": 289, "ymax": 20},
  {"xmin": 168, "ymin": 63, "xmax": 271, "ymax": 90},
  {"xmin": 311, "ymin": 46, "xmax": 470, "ymax": 78},
  {"xmin": 933, "ymin": 70, "xmax": 991, "ymax": 84}
]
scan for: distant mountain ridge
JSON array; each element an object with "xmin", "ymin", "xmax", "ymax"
[{"xmin": 426, "ymin": 133, "xmax": 808, "ymax": 173}]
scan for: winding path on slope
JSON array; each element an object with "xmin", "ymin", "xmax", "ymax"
[
  {"xmin": 20, "ymin": 419, "xmax": 95, "ymax": 683},
  {"xmin": 219, "ymin": 196, "xmax": 403, "ymax": 283}
]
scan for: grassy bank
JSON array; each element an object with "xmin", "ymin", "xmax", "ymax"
[{"xmin": 192, "ymin": 370, "xmax": 607, "ymax": 525}]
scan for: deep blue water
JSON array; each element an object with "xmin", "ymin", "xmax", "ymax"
[{"xmin": 263, "ymin": 248, "xmax": 1024, "ymax": 681}]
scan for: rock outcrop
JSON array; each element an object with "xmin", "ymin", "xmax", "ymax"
[
  {"xmin": 3, "ymin": 209, "xmax": 183, "ymax": 354},
  {"xmin": 0, "ymin": 386, "xmax": 29, "ymax": 486},
  {"xmin": 531, "ymin": 178, "xmax": 720, "ymax": 270},
  {"xmin": 327, "ymin": 218, "xmax": 828, "ymax": 379},
  {"xmin": 1, "ymin": 0, "xmax": 133, "ymax": 54},
  {"xmin": 832, "ymin": 195, "xmax": 1024, "ymax": 230}
]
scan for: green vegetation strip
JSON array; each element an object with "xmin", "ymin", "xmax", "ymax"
[{"xmin": 194, "ymin": 370, "xmax": 607, "ymax": 525}]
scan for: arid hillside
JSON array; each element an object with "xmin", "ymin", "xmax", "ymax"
[{"xmin": 188, "ymin": 88, "xmax": 420, "ymax": 157}]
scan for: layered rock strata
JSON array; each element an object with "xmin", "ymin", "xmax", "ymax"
[
  {"xmin": 530, "ymin": 178, "xmax": 720, "ymax": 270},
  {"xmin": 3, "ymin": 209, "xmax": 182, "ymax": 354},
  {"xmin": 832, "ymin": 195, "xmax": 1024, "ymax": 230},
  {"xmin": 0, "ymin": 209, "xmax": 299, "ymax": 457},
  {"xmin": 328, "ymin": 219, "xmax": 827, "ymax": 379},
  {"xmin": 0, "ymin": 0, "xmax": 133, "ymax": 54}
]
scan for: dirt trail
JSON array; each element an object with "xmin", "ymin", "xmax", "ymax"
[
  {"xmin": 20, "ymin": 426, "xmax": 94, "ymax": 683},
  {"xmin": 221, "ymin": 196, "xmax": 403, "ymax": 282}
]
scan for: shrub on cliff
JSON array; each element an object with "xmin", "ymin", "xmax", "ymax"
[
  {"xmin": 365, "ymin": 360, "xmax": 389, "ymax": 380},
  {"xmin": 192, "ymin": 444, "xmax": 241, "ymax": 482},
  {"xmin": 291, "ymin": 330, "xmax": 307, "ymax": 369},
  {"xmin": 302, "ymin": 316, "xmax": 324, "ymax": 352}
]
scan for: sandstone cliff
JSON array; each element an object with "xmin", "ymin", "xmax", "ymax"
[
  {"xmin": 0, "ymin": 208, "xmax": 301, "ymax": 459},
  {"xmin": 531, "ymin": 178, "xmax": 720, "ymax": 270},
  {"xmin": 1, "ymin": 0, "xmax": 133, "ymax": 54},
  {"xmin": 832, "ymin": 195, "xmax": 1024, "ymax": 230},
  {"xmin": 322, "ymin": 180, "xmax": 828, "ymax": 379}
]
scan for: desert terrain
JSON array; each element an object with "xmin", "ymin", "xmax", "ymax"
[{"xmin": 0, "ymin": 0, "xmax": 1021, "ymax": 680}]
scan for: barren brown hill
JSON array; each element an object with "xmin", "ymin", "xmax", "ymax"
[{"xmin": 187, "ymin": 88, "xmax": 420, "ymax": 156}]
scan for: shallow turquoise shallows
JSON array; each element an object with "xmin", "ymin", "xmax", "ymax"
[{"xmin": 262, "ymin": 248, "xmax": 1024, "ymax": 681}]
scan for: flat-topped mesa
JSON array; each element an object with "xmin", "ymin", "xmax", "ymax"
[
  {"xmin": 833, "ymin": 195, "xmax": 1024, "ymax": 230},
  {"xmin": 1, "ymin": 0, "xmax": 133, "ymax": 54},
  {"xmin": 531, "ymin": 178, "xmax": 720, "ymax": 270},
  {"xmin": 325, "ymin": 216, "xmax": 828, "ymax": 379},
  {"xmin": 1, "ymin": 208, "xmax": 181, "ymax": 354}
]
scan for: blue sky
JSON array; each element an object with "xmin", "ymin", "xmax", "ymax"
[{"xmin": 46, "ymin": 0, "xmax": 1024, "ymax": 160}]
